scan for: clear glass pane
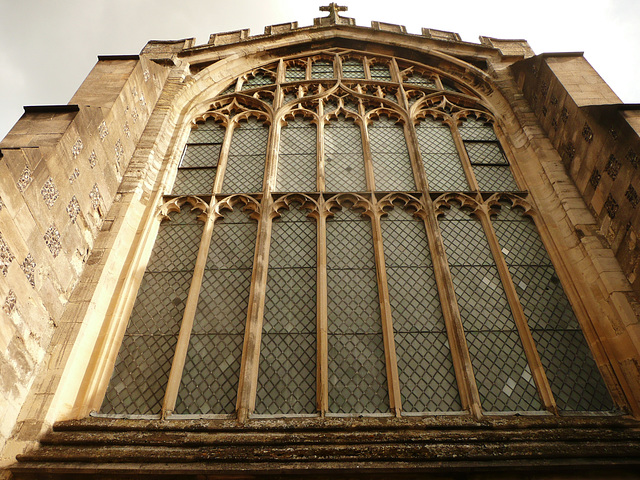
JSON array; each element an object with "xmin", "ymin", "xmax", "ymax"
[
  {"xmin": 256, "ymin": 206, "xmax": 317, "ymax": 414},
  {"xmin": 370, "ymin": 64, "xmax": 391, "ymax": 81},
  {"xmin": 473, "ymin": 165, "xmax": 518, "ymax": 191},
  {"xmin": 188, "ymin": 120, "xmax": 225, "ymax": 144},
  {"xmin": 312, "ymin": 60, "xmax": 334, "ymax": 79},
  {"xmin": 416, "ymin": 118, "xmax": 468, "ymax": 191},
  {"xmin": 175, "ymin": 206, "xmax": 257, "ymax": 414},
  {"xmin": 327, "ymin": 207, "xmax": 388, "ymax": 413},
  {"xmin": 404, "ymin": 73, "xmax": 436, "ymax": 88},
  {"xmin": 369, "ymin": 118, "xmax": 416, "ymax": 191},
  {"xmin": 242, "ymin": 72, "xmax": 274, "ymax": 90},
  {"xmin": 439, "ymin": 206, "xmax": 542, "ymax": 411},
  {"xmin": 381, "ymin": 207, "xmax": 460, "ymax": 412},
  {"xmin": 493, "ymin": 207, "xmax": 613, "ymax": 411},
  {"xmin": 342, "ymin": 59, "xmax": 364, "ymax": 78},
  {"xmin": 277, "ymin": 118, "xmax": 317, "ymax": 192},
  {"xmin": 172, "ymin": 168, "xmax": 217, "ymax": 196},
  {"xmin": 102, "ymin": 207, "xmax": 203, "ymax": 415},
  {"xmin": 286, "ymin": 65, "xmax": 306, "ymax": 81},
  {"xmin": 181, "ymin": 144, "xmax": 222, "ymax": 168},
  {"xmin": 221, "ymin": 118, "xmax": 268, "ymax": 193},
  {"xmin": 324, "ymin": 119, "xmax": 366, "ymax": 191}
]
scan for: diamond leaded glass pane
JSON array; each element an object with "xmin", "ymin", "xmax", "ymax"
[
  {"xmin": 277, "ymin": 118, "xmax": 317, "ymax": 192},
  {"xmin": 458, "ymin": 117, "xmax": 497, "ymax": 141},
  {"xmin": 188, "ymin": 120, "xmax": 226, "ymax": 144},
  {"xmin": 286, "ymin": 65, "xmax": 306, "ymax": 81},
  {"xmin": 256, "ymin": 206, "xmax": 317, "ymax": 414},
  {"xmin": 416, "ymin": 118, "xmax": 468, "ymax": 191},
  {"xmin": 342, "ymin": 59, "xmax": 364, "ymax": 78},
  {"xmin": 312, "ymin": 60, "xmax": 334, "ymax": 79},
  {"xmin": 404, "ymin": 73, "xmax": 436, "ymax": 88},
  {"xmin": 381, "ymin": 207, "xmax": 460, "ymax": 412},
  {"xmin": 324, "ymin": 119, "xmax": 367, "ymax": 191},
  {"xmin": 439, "ymin": 206, "xmax": 541, "ymax": 411},
  {"xmin": 102, "ymin": 207, "xmax": 203, "ymax": 415},
  {"xmin": 327, "ymin": 208, "xmax": 387, "ymax": 413},
  {"xmin": 493, "ymin": 207, "xmax": 613, "ymax": 411},
  {"xmin": 181, "ymin": 144, "xmax": 222, "ymax": 168},
  {"xmin": 473, "ymin": 165, "xmax": 518, "ymax": 191},
  {"xmin": 370, "ymin": 64, "xmax": 391, "ymax": 81},
  {"xmin": 369, "ymin": 118, "xmax": 416, "ymax": 191},
  {"xmin": 175, "ymin": 206, "xmax": 257, "ymax": 414},
  {"xmin": 222, "ymin": 118, "xmax": 268, "ymax": 193},
  {"xmin": 242, "ymin": 72, "xmax": 274, "ymax": 90},
  {"xmin": 172, "ymin": 168, "xmax": 217, "ymax": 196}
]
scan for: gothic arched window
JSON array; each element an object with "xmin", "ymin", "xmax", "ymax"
[{"xmin": 101, "ymin": 51, "xmax": 615, "ymax": 420}]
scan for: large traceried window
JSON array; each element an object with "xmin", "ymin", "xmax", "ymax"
[{"xmin": 102, "ymin": 51, "xmax": 617, "ymax": 419}]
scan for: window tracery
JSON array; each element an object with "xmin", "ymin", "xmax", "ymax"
[{"xmin": 101, "ymin": 50, "xmax": 616, "ymax": 419}]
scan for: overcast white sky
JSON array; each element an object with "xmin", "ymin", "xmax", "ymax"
[{"xmin": 1, "ymin": 0, "xmax": 639, "ymax": 140}]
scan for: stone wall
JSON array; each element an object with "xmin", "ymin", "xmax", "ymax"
[
  {"xmin": 0, "ymin": 55, "xmax": 167, "ymax": 461},
  {"xmin": 512, "ymin": 54, "xmax": 640, "ymax": 302}
]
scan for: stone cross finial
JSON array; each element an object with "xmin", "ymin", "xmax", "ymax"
[
  {"xmin": 314, "ymin": 2, "xmax": 355, "ymax": 26},
  {"xmin": 319, "ymin": 3, "xmax": 348, "ymax": 23}
]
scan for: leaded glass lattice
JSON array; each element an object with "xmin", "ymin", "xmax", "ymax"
[
  {"xmin": 416, "ymin": 118, "xmax": 468, "ymax": 191},
  {"xmin": 439, "ymin": 206, "xmax": 541, "ymax": 411},
  {"xmin": 370, "ymin": 63, "xmax": 392, "ymax": 81},
  {"xmin": 222, "ymin": 118, "xmax": 268, "ymax": 193},
  {"xmin": 174, "ymin": 206, "xmax": 257, "ymax": 414},
  {"xmin": 381, "ymin": 207, "xmax": 460, "ymax": 412},
  {"xmin": 256, "ymin": 206, "xmax": 317, "ymax": 414},
  {"xmin": 324, "ymin": 118, "xmax": 367, "ymax": 191},
  {"xmin": 312, "ymin": 60, "xmax": 334, "ymax": 79},
  {"xmin": 369, "ymin": 118, "xmax": 416, "ymax": 191},
  {"xmin": 460, "ymin": 118, "xmax": 518, "ymax": 191},
  {"xmin": 404, "ymin": 73, "xmax": 436, "ymax": 88},
  {"xmin": 173, "ymin": 120, "xmax": 225, "ymax": 195},
  {"xmin": 342, "ymin": 59, "xmax": 364, "ymax": 78},
  {"xmin": 327, "ymin": 207, "xmax": 388, "ymax": 413},
  {"xmin": 102, "ymin": 207, "xmax": 203, "ymax": 415},
  {"xmin": 493, "ymin": 206, "xmax": 613, "ymax": 411},
  {"xmin": 242, "ymin": 72, "xmax": 274, "ymax": 90},
  {"xmin": 286, "ymin": 65, "xmax": 306, "ymax": 81},
  {"xmin": 276, "ymin": 118, "xmax": 317, "ymax": 192}
]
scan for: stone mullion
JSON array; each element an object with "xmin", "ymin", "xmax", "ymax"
[
  {"xmin": 361, "ymin": 119, "xmax": 376, "ymax": 192},
  {"xmin": 370, "ymin": 196, "xmax": 402, "ymax": 415},
  {"xmin": 316, "ymin": 196, "xmax": 329, "ymax": 414},
  {"xmin": 162, "ymin": 117, "xmax": 236, "ymax": 415},
  {"xmin": 405, "ymin": 115, "xmax": 481, "ymax": 415},
  {"xmin": 211, "ymin": 121, "xmax": 236, "ymax": 194},
  {"xmin": 420, "ymin": 196, "xmax": 483, "ymax": 418},
  {"xmin": 235, "ymin": 195, "xmax": 272, "ymax": 422},
  {"xmin": 236, "ymin": 120, "xmax": 277, "ymax": 421},
  {"xmin": 403, "ymin": 120, "xmax": 428, "ymax": 192},
  {"xmin": 161, "ymin": 205, "xmax": 216, "ymax": 416},
  {"xmin": 317, "ymin": 102, "xmax": 326, "ymax": 192},
  {"xmin": 476, "ymin": 206, "xmax": 557, "ymax": 414},
  {"xmin": 449, "ymin": 119, "xmax": 480, "ymax": 192}
]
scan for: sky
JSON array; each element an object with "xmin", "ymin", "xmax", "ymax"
[{"xmin": 1, "ymin": 0, "xmax": 639, "ymax": 140}]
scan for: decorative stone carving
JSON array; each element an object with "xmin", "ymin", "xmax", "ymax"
[
  {"xmin": 582, "ymin": 124, "xmax": 593, "ymax": 143},
  {"xmin": 625, "ymin": 185, "xmax": 639, "ymax": 208},
  {"xmin": 589, "ymin": 169, "xmax": 601, "ymax": 189},
  {"xmin": 560, "ymin": 107, "xmax": 569, "ymax": 122},
  {"xmin": 123, "ymin": 123, "xmax": 131, "ymax": 138},
  {"xmin": 88, "ymin": 150, "xmax": 97, "ymax": 168},
  {"xmin": 3, "ymin": 290, "xmax": 16, "ymax": 315},
  {"xmin": 115, "ymin": 139, "xmax": 124, "ymax": 163},
  {"xmin": 16, "ymin": 166, "xmax": 33, "ymax": 192},
  {"xmin": 67, "ymin": 196, "xmax": 81, "ymax": 224},
  {"xmin": 90, "ymin": 184, "xmax": 102, "ymax": 211},
  {"xmin": 131, "ymin": 107, "xmax": 139, "ymax": 123},
  {"xmin": 20, "ymin": 254, "xmax": 36, "ymax": 287},
  {"xmin": 0, "ymin": 232, "xmax": 15, "ymax": 276},
  {"xmin": 143, "ymin": 69, "xmax": 150, "ymax": 82},
  {"xmin": 0, "ymin": 195, "xmax": 4, "ymax": 212},
  {"xmin": 627, "ymin": 149, "xmax": 639, "ymax": 169},
  {"xmin": 98, "ymin": 121, "xmax": 109, "ymax": 141},
  {"xmin": 72, "ymin": 138, "xmax": 84, "ymax": 159},
  {"xmin": 69, "ymin": 168, "xmax": 80, "ymax": 184},
  {"xmin": 604, "ymin": 194, "xmax": 619, "ymax": 219},
  {"xmin": 44, "ymin": 224, "xmax": 61, "ymax": 258},
  {"xmin": 605, "ymin": 154, "xmax": 621, "ymax": 180},
  {"xmin": 41, "ymin": 177, "xmax": 59, "ymax": 208}
]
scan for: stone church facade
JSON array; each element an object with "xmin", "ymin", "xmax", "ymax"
[{"xmin": 1, "ymin": 4, "xmax": 640, "ymax": 478}]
